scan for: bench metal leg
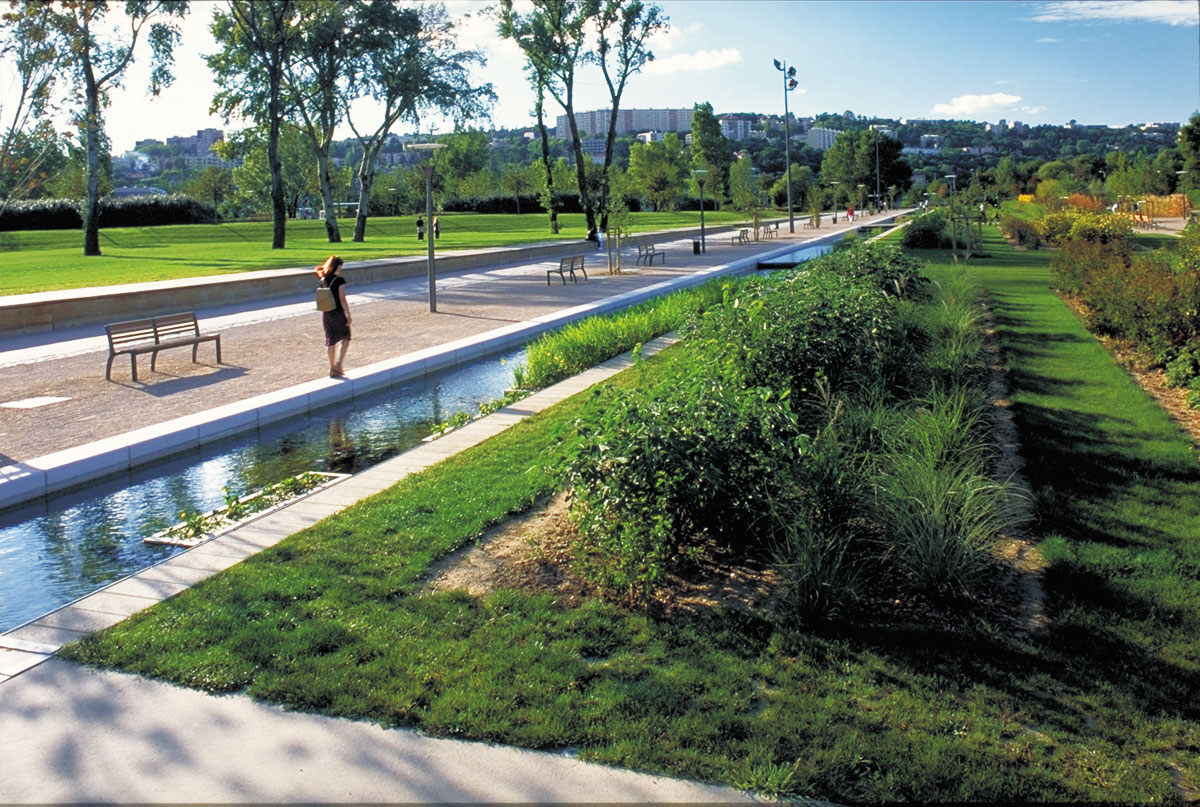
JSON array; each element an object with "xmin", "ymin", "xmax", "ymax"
[
  {"xmin": 214, "ymin": 336, "xmax": 222, "ymax": 364},
  {"xmin": 130, "ymin": 354, "xmax": 139, "ymax": 383}
]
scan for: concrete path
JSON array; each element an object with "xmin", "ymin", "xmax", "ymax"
[{"xmin": 0, "ymin": 658, "xmax": 759, "ymax": 803}]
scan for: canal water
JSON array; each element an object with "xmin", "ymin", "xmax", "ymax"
[{"xmin": 0, "ymin": 349, "xmax": 522, "ymax": 631}]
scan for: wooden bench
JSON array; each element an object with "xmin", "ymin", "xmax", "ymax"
[
  {"xmin": 547, "ymin": 254, "xmax": 588, "ymax": 285},
  {"xmin": 731, "ymin": 228, "xmax": 751, "ymax": 245},
  {"xmin": 636, "ymin": 242, "xmax": 666, "ymax": 265},
  {"xmin": 105, "ymin": 312, "xmax": 222, "ymax": 382},
  {"xmin": 759, "ymin": 222, "xmax": 780, "ymax": 239},
  {"xmin": 803, "ymin": 221, "xmax": 814, "ymax": 230}
]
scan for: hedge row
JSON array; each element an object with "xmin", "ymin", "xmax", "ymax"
[{"xmin": 0, "ymin": 194, "xmax": 217, "ymax": 231}]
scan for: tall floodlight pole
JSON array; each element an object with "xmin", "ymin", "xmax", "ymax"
[
  {"xmin": 774, "ymin": 59, "xmax": 799, "ymax": 233},
  {"xmin": 694, "ymin": 169, "xmax": 709, "ymax": 253},
  {"xmin": 410, "ymin": 143, "xmax": 447, "ymax": 312}
]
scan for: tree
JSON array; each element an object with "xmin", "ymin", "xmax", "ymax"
[
  {"xmin": 592, "ymin": 0, "xmax": 666, "ymax": 230},
  {"xmin": 769, "ymin": 164, "xmax": 811, "ymax": 210},
  {"xmin": 345, "ymin": 1, "xmax": 493, "ymax": 242},
  {"xmin": 209, "ymin": 0, "xmax": 303, "ymax": 249},
  {"xmin": 497, "ymin": 0, "xmax": 595, "ymax": 232},
  {"xmin": 0, "ymin": 3, "xmax": 62, "ymax": 214},
  {"xmin": 820, "ymin": 130, "xmax": 909, "ymax": 206},
  {"xmin": 1178, "ymin": 113, "xmax": 1200, "ymax": 192},
  {"xmin": 729, "ymin": 155, "xmax": 765, "ymax": 236},
  {"xmin": 218, "ymin": 124, "xmax": 314, "ymax": 218},
  {"xmin": 183, "ymin": 165, "xmax": 234, "ymax": 214},
  {"xmin": 690, "ymin": 101, "xmax": 732, "ymax": 207},
  {"xmin": 437, "ymin": 129, "xmax": 491, "ymax": 193},
  {"xmin": 499, "ymin": 162, "xmax": 539, "ymax": 213},
  {"xmin": 627, "ymin": 132, "xmax": 685, "ymax": 211},
  {"xmin": 34, "ymin": 0, "xmax": 187, "ymax": 255},
  {"xmin": 285, "ymin": 0, "xmax": 354, "ymax": 243}
]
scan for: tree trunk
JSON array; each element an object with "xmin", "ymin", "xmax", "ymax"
[
  {"xmin": 536, "ymin": 86, "xmax": 558, "ymax": 234},
  {"xmin": 82, "ymin": 67, "xmax": 102, "ymax": 256},
  {"xmin": 563, "ymin": 93, "xmax": 595, "ymax": 233},
  {"xmin": 316, "ymin": 151, "xmax": 341, "ymax": 242},
  {"xmin": 599, "ymin": 105, "xmax": 620, "ymax": 232},
  {"xmin": 352, "ymin": 142, "xmax": 381, "ymax": 242},
  {"xmin": 267, "ymin": 72, "xmax": 287, "ymax": 250}
]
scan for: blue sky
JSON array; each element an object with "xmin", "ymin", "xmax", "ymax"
[{"xmin": 12, "ymin": 0, "xmax": 1198, "ymax": 153}]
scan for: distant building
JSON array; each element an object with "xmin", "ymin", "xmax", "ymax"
[
  {"xmin": 635, "ymin": 131, "xmax": 664, "ymax": 144},
  {"xmin": 719, "ymin": 115, "xmax": 756, "ymax": 142},
  {"xmin": 556, "ymin": 107, "xmax": 693, "ymax": 138},
  {"xmin": 806, "ymin": 127, "xmax": 839, "ymax": 151},
  {"xmin": 869, "ymin": 124, "xmax": 896, "ymax": 139},
  {"xmin": 166, "ymin": 128, "xmax": 224, "ymax": 156},
  {"xmin": 580, "ymin": 138, "xmax": 607, "ymax": 158},
  {"xmin": 919, "ymin": 134, "xmax": 942, "ymax": 149}
]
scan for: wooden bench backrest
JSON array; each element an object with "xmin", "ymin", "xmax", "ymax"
[
  {"xmin": 154, "ymin": 312, "xmax": 200, "ymax": 341},
  {"xmin": 105, "ymin": 318, "xmax": 158, "ymax": 350}
]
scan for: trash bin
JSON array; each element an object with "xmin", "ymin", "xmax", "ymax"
[{"xmin": 692, "ymin": 239, "xmax": 701, "ymax": 255}]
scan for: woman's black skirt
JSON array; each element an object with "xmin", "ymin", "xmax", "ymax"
[{"xmin": 323, "ymin": 309, "xmax": 351, "ymax": 346}]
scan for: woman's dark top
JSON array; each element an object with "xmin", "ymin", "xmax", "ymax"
[{"xmin": 322, "ymin": 273, "xmax": 350, "ymax": 346}]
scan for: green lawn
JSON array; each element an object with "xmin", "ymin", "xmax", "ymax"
[
  {"xmin": 61, "ymin": 228, "xmax": 1200, "ymax": 802},
  {"xmin": 0, "ymin": 210, "xmax": 750, "ymax": 296}
]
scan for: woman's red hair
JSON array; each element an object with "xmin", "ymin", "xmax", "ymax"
[{"xmin": 315, "ymin": 255, "xmax": 343, "ymax": 279}]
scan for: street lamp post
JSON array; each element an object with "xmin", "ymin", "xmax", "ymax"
[
  {"xmin": 830, "ymin": 181, "xmax": 840, "ymax": 223},
  {"xmin": 409, "ymin": 142, "xmax": 447, "ymax": 313},
  {"xmin": 694, "ymin": 169, "xmax": 709, "ymax": 253},
  {"xmin": 857, "ymin": 183, "xmax": 865, "ymax": 219},
  {"xmin": 773, "ymin": 59, "xmax": 799, "ymax": 233}
]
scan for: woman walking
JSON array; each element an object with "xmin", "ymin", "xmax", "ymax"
[{"xmin": 316, "ymin": 255, "xmax": 351, "ymax": 377}]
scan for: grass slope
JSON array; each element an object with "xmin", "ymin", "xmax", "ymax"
[
  {"xmin": 0, "ymin": 211, "xmax": 748, "ymax": 296},
  {"xmin": 62, "ymin": 230, "xmax": 1200, "ymax": 802}
]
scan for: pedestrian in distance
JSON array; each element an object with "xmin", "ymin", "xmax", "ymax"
[
  {"xmin": 416, "ymin": 215, "xmax": 425, "ymax": 240},
  {"xmin": 433, "ymin": 215, "xmax": 440, "ymax": 239},
  {"xmin": 316, "ymin": 255, "xmax": 351, "ymax": 378}
]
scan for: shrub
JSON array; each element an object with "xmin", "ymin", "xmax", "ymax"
[
  {"xmin": 998, "ymin": 213, "xmax": 1042, "ymax": 249},
  {"xmin": 1165, "ymin": 345, "xmax": 1200, "ymax": 388},
  {"xmin": 565, "ymin": 371, "xmax": 803, "ymax": 602},
  {"xmin": 1066, "ymin": 193, "xmax": 1103, "ymax": 212},
  {"xmin": 1037, "ymin": 209, "xmax": 1079, "ymax": 245},
  {"xmin": 0, "ymin": 194, "xmax": 216, "ymax": 231},
  {"xmin": 692, "ymin": 264, "xmax": 901, "ymax": 401},
  {"xmin": 902, "ymin": 208, "xmax": 948, "ymax": 249},
  {"xmin": 814, "ymin": 240, "xmax": 930, "ymax": 300}
]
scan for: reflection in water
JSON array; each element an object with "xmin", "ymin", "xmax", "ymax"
[{"xmin": 0, "ymin": 349, "xmax": 522, "ymax": 630}]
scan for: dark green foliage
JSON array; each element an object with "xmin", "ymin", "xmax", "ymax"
[
  {"xmin": 565, "ymin": 370, "xmax": 803, "ymax": 602},
  {"xmin": 0, "ymin": 194, "xmax": 217, "ymax": 231},
  {"xmin": 998, "ymin": 213, "xmax": 1042, "ymax": 249},
  {"xmin": 902, "ymin": 208, "xmax": 949, "ymax": 249},
  {"xmin": 693, "ymin": 266, "xmax": 901, "ymax": 401}
]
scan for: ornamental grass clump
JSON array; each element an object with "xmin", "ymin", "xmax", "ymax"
[
  {"xmin": 518, "ymin": 279, "xmax": 727, "ymax": 390},
  {"xmin": 873, "ymin": 385, "xmax": 1022, "ymax": 595}
]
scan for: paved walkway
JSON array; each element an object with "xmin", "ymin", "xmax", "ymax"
[{"xmin": 0, "ymin": 221, "xmax": 865, "ymax": 464}]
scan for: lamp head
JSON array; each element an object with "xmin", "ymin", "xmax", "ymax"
[
  {"xmin": 773, "ymin": 58, "xmax": 782, "ymax": 70},
  {"xmin": 787, "ymin": 66, "xmax": 796, "ymax": 77},
  {"xmin": 787, "ymin": 78, "xmax": 798, "ymax": 91}
]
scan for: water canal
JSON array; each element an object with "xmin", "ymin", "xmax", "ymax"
[{"xmin": 0, "ymin": 349, "xmax": 521, "ymax": 630}]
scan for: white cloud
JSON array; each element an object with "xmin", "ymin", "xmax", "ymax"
[
  {"xmin": 1030, "ymin": 1, "xmax": 1197, "ymax": 26},
  {"xmin": 931, "ymin": 92, "xmax": 1023, "ymax": 117},
  {"xmin": 1036, "ymin": 37, "xmax": 1062, "ymax": 42},
  {"xmin": 648, "ymin": 21, "xmax": 704, "ymax": 54},
  {"xmin": 646, "ymin": 47, "xmax": 743, "ymax": 75},
  {"xmin": 1020, "ymin": 105, "xmax": 1048, "ymax": 115}
]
